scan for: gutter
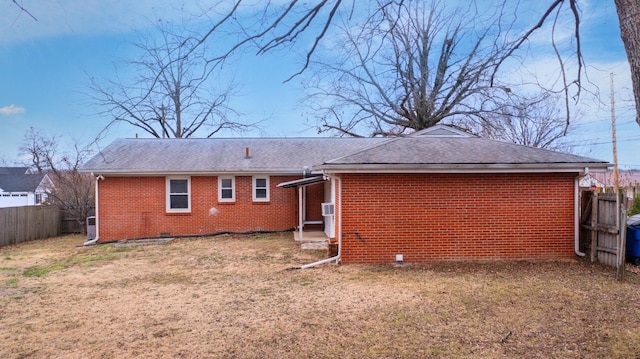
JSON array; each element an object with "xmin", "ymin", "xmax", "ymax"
[
  {"xmin": 79, "ymin": 169, "xmax": 318, "ymax": 177},
  {"xmin": 317, "ymin": 162, "xmax": 610, "ymax": 174}
]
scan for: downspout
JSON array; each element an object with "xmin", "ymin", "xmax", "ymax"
[
  {"xmin": 298, "ymin": 174, "xmax": 341, "ymax": 269},
  {"xmin": 83, "ymin": 174, "xmax": 103, "ymax": 246},
  {"xmin": 575, "ymin": 168, "xmax": 588, "ymax": 257},
  {"xmin": 298, "ymin": 167, "xmax": 309, "ymax": 241}
]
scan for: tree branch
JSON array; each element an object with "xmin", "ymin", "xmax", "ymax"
[{"xmin": 12, "ymin": 0, "xmax": 37, "ymax": 21}]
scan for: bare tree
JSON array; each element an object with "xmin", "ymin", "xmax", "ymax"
[
  {"xmin": 19, "ymin": 128, "xmax": 95, "ymax": 233},
  {"xmin": 303, "ymin": 0, "xmax": 522, "ymax": 137},
  {"xmin": 460, "ymin": 93, "xmax": 576, "ymax": 152},
  {"xmin": 19, "ymin": 127, "xmax": 58, "ymax": 174},
  {"xmin": 9, "ymin": 1, "xmax": 640, "ymax": 126},
  {"xmin": 91, "ymin": 25, "xmax": 249, "ymax": 139},
  {"xmin": 192, "ymin": 0, "xmax": 640, "ymax": 130}
]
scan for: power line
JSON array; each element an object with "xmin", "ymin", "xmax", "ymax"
[{"xmin": 567, "ymin": 138, "xmax": 640, "ymax": 147}]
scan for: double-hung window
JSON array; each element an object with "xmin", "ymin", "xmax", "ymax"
[
  {"xmin": 166, "ymin": 177, "xmax": 191, "ymax": 212},
  {"xmin": 218, "ymin": 176, "xmax": 235, "ymax": 202},
  {"xmin": 252, "ymin": 176, "xmax": 270, "ymax": 202}
]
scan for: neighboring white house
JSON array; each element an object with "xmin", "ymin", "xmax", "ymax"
[{"xmin": 0, "ymin": 167, "xmax": 52, "ymax": 208}]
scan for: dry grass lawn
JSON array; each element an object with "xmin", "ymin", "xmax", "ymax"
[{"xmin": 1, "ymin": 233, "xmax": 640, "ymax": 358}]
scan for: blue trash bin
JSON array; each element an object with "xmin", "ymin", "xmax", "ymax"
[{"xmin": 627, "ymin": 225, "xmax": 640, "ymax": 265}]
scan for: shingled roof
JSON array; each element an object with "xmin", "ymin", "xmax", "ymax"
[
  {"xmin": 81, "ymin": 125, "xmax": 610, "ymax": 175},
  {"xmin": 0, "ymin": 167, "xmax": 29, "ymax": 175},
  {"xmin": 81, "ymin": 137, "xmax": 386, "ymax": 175},
  {"xmin": 0, "ymin": 173, "xmax": 47, "ymax": 192},
  {"xmin": 319, "ymin": 130, "xmax": 609, "ymax": 172}
]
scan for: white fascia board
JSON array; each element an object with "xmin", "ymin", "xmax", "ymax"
[
  {"xmin": 85, "ymin": 168, "xmax": 306, "ymax": 177},
  {"xmin": 320, "ymin": 163, "xmax": 610, "ymax": 174}
]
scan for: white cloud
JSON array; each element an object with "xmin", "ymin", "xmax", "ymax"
[{"xmin": 0, "ymin": 105, "xmax": 25, "ymax": 116}]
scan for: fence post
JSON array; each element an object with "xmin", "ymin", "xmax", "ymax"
[
  {"xmin": 590, "ymin": 192, "xmax": 598, "ymax": 262},
  {"xmin": 617, "ymin": 192, "xmax": 627, "ymax": 281}
]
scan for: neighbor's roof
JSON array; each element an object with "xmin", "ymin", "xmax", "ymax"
[
  {"xmin": 81, "ymin": 125, "xmax": 610, "ymax": 175},
  {"xmin": 0, "ymin": 167, "xmax": 29, "ymax": 175},
  {"xmin": 587, "ymin": 171, "xmax": 640, "ymax": 187},
  {"xmin": 0, "ymin": 173, "xmax": 47, "ymax": 192},
  {"xmin": 80, "ymin": 137, "xmax": 386, "ymax": 175}
]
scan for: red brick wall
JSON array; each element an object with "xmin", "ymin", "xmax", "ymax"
[
  {"xmin": 338, "ymin": 173, "xmax": 577, "ymax": 263},
  {"xmin": 302, "ymin": 183, "xmax": 325, "ymax": 231},
  {"xmin": 97, "ymin": 175, "xmax": 299, "ymax": 241},
  {"xmin": 305, "ymin": 184, "xmax": 324, "ymax": 221}
]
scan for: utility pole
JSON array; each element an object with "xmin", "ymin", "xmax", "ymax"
[
  {"xmin": 611, "ymin": 73, "xmax": 619, "ymax": 194},
  {"xmin": 611, "ymin": 72, "xmax": 625, "ymax": 281}
]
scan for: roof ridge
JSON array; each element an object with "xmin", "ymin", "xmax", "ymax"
[
  {"xmin": 410, "ymin": 124, "xmax": 476, "ymax": 138},
  {"xmin": 324, "ymin": 125, "xmax": 478, "ymax": 164},
  {"xmin": 116, "ymin": 136, "xmax": 383, "ymax": 141}
]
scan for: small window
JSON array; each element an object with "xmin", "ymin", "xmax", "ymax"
[
  {"xmin": 218, "ymin": 176, "xmax": 235, "ymax": 202},
  {"xmin": 35, "ymin": 193, "xmax": 42, "ymax": 204},
  {"xmin": 252, "ymin": 176, "xmax": 270, "ymax": 202},
  {"xmin": 166, "ymin": 177, "xmax": 191, "ymax": 212}
]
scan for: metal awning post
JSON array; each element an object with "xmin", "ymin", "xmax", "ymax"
[{"xmin": 298, "ymin": 185, "xmax": 304, "ymax": 241}]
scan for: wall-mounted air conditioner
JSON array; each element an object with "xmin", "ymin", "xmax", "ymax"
[{"xmin": 321, "ymin": 203, "xmax": 335, "ymax": 216}]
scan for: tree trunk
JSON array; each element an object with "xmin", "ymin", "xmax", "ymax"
[{"xmin": 615, "ymin": 0, "xmax": 640, "ymax": 126}]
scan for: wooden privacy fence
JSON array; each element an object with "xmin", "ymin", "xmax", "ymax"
[
  {"xmin": 61, "ymin": 210, "xmax": 94, "ymax": 234},
  {"xmin": 580, "ymin": 191, "xmax": 627, "ymax": 280},
  {"xmin": 0, "ymin": 206, "xmax": 61, "ymax": 247}
]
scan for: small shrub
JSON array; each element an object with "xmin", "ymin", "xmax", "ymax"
[{"xmin": 629, "ymin": 195, "xmax": 640, "ymax": 216}]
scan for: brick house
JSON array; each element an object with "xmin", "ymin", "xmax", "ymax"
[{"xmin": 81, "ymin": 125, "xmax": 609, "ymax": 264}]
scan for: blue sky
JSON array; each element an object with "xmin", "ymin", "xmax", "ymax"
[{"xmin": 1, "ymin": 1, "xmax": 639, "ymax": 169}]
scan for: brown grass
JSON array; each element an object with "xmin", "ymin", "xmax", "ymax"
[{"xmin": 1, "ymin": 233, "xmax": 640, "ymax": 358}]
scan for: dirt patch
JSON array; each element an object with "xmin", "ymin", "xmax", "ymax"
[{"xmin": 1, "ymin": 234, "xmax": 640, "ymax": 358}]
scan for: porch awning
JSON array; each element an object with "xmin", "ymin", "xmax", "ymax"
[{"xmin": 277, "ymin": 176, "xmax": 325, "ymax": 188}]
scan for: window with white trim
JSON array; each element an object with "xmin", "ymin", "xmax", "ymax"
[
  {"xmin": 166, "ymin": 177, "xmax": 191, "ymax": 212},
  {"xmin": 252, "ymin": 176, "xmax": 270, "ymax": 202},
  {"xmin": 218, "ymin": 176, "xmax": 235, "ymax": 202}
]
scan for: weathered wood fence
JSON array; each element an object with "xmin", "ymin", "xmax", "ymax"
[
  {"xmin": 0, "ymin": 206, "xmax": 62, "ymax": 247},
  {"xmin": 580, "ymin": 191, "xmax": 627, "ymax": 280},
  {"xmin": 61, "ymin": 210, "xmax": 94, "ymax": 234}
]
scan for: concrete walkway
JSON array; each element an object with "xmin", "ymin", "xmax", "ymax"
[{"xmin": 293, "ymin": 230, "xmax": 328, "ymax": 250}]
